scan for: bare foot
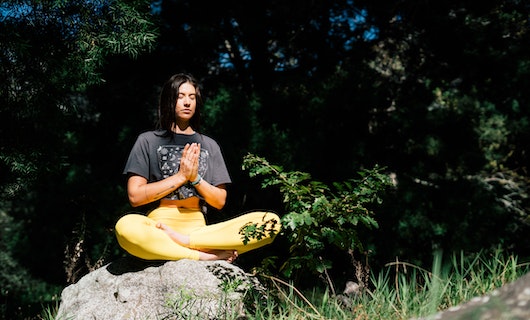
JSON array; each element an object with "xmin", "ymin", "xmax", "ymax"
[
  {"xmin": 199, "ymin": 250, "xmax": 238, "ymax": 263},
  {"xmin": 156, "ymin": 222, "xmax": 238, "ymax": 263},
  {"xmin": 156, "ymin": 222, "xmax": 190, "ymax": 246}
]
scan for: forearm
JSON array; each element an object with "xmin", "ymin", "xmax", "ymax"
[
  {"xmin": 193, "ymin": 179, "xmax": 227, "ymax": 210},
  {"xmin": 128, "ymin": 174, "xmax": 187, "ymax": 207}
]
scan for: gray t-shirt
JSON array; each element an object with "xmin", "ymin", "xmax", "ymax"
[{"xmin": 123, "ymin": 130, "xmax": 231, "ymax": 200}]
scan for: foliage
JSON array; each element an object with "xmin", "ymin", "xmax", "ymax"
[
  {"xmin": 38, "ymin": 249, "xmax": 530, "ymax": 320},
  {"xmin": 0, "ymin": 0, "xmax": 157, "ymax": 196},
  {"xmin": 181, "ymin": 0, "xmax": 530, "ymax": 271},
  {"xmin": 0, "ymin": 210, "xmax": 62, "ymax": 319},
  {"xmin": 355, "ymin": 248, "xmax": 530, "ymax": 319},
  {"xmin": 164, "ymin": 275, "xmax": 266, "ymax": 320},
  {"xmin": 1, "ymin": 0, "xmax": 530, "ymax": 318},
  {"xmin": 239, "ymin": 217, "xmax": 281, "ymax": 245},
  {"xmin": 242, "ymin": 153, "xmax": 393, "ymax": 280},
  {"xmin": 250, "ymin": 248, "xmax": 529, "ymax": 320},
  {"xmin": 0, "ymin": 1, "xmax": 158, "ymax": 318}
]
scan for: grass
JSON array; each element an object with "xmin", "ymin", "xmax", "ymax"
[{"xmin": 40, "ymin": 248, "xmax": 530, "ymax": 320}]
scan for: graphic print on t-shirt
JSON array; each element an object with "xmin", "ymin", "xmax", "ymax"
[{"xmin": 157, "ymin": 145, "xmax": 209, "ymax": 200}]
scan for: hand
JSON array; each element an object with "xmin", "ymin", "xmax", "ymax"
[{"xmin": 179, "ymin": 143, "xmax": 200, "ymax": 182}]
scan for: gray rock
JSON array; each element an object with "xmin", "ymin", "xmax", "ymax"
[
  {"xmin": 57, "ymin": 257, "xmax": 265, "ymax": 320},
  {"xmin": 415, "ymin": 272, "xmax": 530, "ymax": 320}
]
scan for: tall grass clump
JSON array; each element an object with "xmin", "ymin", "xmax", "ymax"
[
  {"xmin": 225, "ymin": 248, "xmax": 527, "ymax": 320},
  {"xmin": 245, "ymin": 248, "xmax": 528, "ymax": 319},
  {"xmin": 271, "ymin": 247, "xmax": 529, "ymax": 320}
]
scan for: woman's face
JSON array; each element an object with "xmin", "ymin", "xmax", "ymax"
[{"xmin": 175, "ymin": 82, "xmax": 196, "ymax": 122}]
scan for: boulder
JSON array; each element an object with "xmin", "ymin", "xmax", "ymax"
[
  {"xmin": 57, "ymin": 257, "xmax": 266, "ymax": 320},
  {"xmin": 414, "ymin": 272, "xmax": 530, "ymax": 320}
]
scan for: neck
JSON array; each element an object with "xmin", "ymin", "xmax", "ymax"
[{"xmin": 172, "ymin": 123, "xmax": 194, "ymax": 134}]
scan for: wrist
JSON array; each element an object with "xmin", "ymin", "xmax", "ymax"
[
  {"xmin": 191, "ymin": 174, "xmax": 202, "ymax": 186},
  {"xmin": 173, "ymin": 173, "xmax": 188, "ymax": 186}
]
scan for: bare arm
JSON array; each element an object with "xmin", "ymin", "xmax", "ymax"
[
  {"xmin": 193, "ymin": 181, "xmax": 227, "ymax": 210},
  {"xmin": 127, "ymin": 143, "xmax": 228, "ymax": 209},
  {"xmin": 127, "ymin": 173, "xmax": 187, "ymax": 207}
]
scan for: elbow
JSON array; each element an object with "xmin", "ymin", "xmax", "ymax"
[
  {"xmin": 208, "ymin": 193, "xmax": 226, "ymax": 210},
  {"xmin": 213, "ymin": 200, "xmax": 226, "ymax": 211},
  {"xmin": 128, "ymin": 194, "xmax": 144, "ymax": 207},
  {"xmin": 213, "ymin": 189, "xmax": 228, "ymax": 210},
  {"xmin": 129, "ymin": 201, "xmax": 142, "ymax": 208}
]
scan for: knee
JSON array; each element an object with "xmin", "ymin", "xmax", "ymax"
[
  {"xmin": 267, "ymin": 212, "xmax": 282, "ymax": 234},
  {"xmin": 115, "ymin": 214, "xmax": 131, "ymax": 235},
  {"xmin": 266, "ymin": 212, "xmax": 281, "ymax": 222},
  {"xmin": 265, "ymin": 211, "xmax": 281, "ymax": 226},
  {"xmin": 252, "ymin": 211, "xmax": 282, "ymax": 234},
  {"xmin": 115, "ymin": 214, "xmax": 146, "ymax": 241}
]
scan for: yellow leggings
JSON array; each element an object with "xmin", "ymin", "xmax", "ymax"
[{"xmin": 115, "ymin": 207, "xmax": 281, "ymax": 260}]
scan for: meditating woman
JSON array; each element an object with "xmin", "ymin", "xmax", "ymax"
[{"xmin": 115, "ymin": 73, "xmax": 281, "ymax": 263}]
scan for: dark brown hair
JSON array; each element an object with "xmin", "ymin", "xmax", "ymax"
[{"xmin": 157, "ymin": 73, "xmax": 202, "ymax": 132}]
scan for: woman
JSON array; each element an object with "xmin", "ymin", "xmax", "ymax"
[{"xmin": 115, "ymin": 73, "xmax": 281, "ymax": 262}]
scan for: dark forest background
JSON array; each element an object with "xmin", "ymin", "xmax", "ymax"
[{"xmin": 1, "ymin": 0, "xmax": 529, "ymax": 318}]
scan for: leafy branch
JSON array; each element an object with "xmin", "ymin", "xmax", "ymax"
[{"xmin": 242, "ymin": 153, "xmax": 393, "ymax": 279}]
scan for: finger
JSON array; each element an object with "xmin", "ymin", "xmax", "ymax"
[
  {"xmin": 189, "ymin": 144, "xmax": 199, "ymax": 157},
  {"xmin": 182, "ymin": 144, "xmax": 194, "ymax": 161},
  {"xmin": 184, "ymin": 144, "xmax": 198, "ymax": 161}
]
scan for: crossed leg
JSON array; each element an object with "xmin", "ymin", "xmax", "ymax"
[{"xmin": 156, "ymin": 222, "xmax": 238, "ymax": 263}]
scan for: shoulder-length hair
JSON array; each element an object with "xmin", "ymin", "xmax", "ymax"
[{"xmin": 157, "ymin": 73, "xmax": 202, "ymax": 133}]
